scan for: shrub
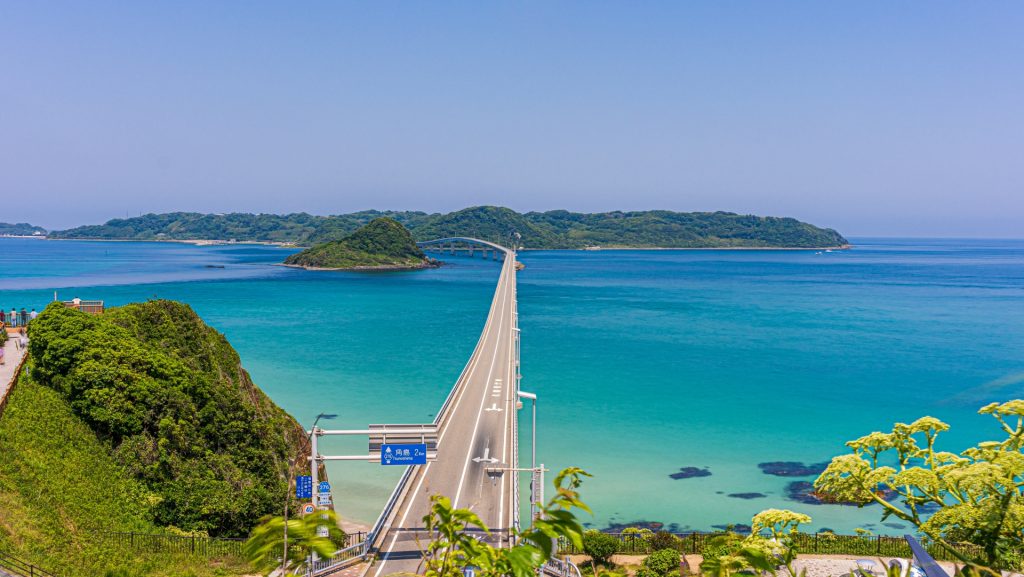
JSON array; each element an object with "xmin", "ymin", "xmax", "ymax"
[
  {"xmin": 642, "ymin": 548, "xmax": 681, "ymax": 577},
  {"xmin": 582, "ymin": 530, "xmax": 620, "ymax": 566},
  {"xmin": 648, "ymin": 531, "xmax": 681, "ymax": 552},
  {"xmin": 700, "ymin": 531, "xmax": 744, "ymax": 559}
]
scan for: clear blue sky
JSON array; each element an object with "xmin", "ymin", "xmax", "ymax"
[{"xmin": 2, "ymin": 2, "xmax": 1021, "ymax": 236}]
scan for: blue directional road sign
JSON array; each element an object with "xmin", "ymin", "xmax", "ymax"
[
  {"xmin": 296, "ymin": 476, "xmax": 312, "ymax": 499},
  {"xmin": 381, "ymin": 443, "xmax": 428, "ymax": 465}
]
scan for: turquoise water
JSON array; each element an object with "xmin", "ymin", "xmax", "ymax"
[{"xmin": 1, "ymin": 237, "xmax": 1022, "ymax": 535}]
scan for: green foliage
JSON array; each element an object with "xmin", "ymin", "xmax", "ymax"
[
  {"xmin": 420, "ymin": 467, "xmax": 591, "ymax": 577},
  {"xmin": 620, "ymin": 527, "xmax": 653, "ymax": 538},
  {"xmin": 814, "ymin": 402, "xmax": 1024, "ymax": 569},
  {"xmin": 242, "ymin": 509, "xmax": 346, "ymax": 574},
  {"xmin": 52, "ymin": 207, "xmax": 848, "ymax": 249},
  {"xmin": 699, "ymin": 509, "xmax": 811, "ymax": 577},
  {"xmin": 0, "ymin": 372, "xmax": 249, "ymax": 576},
  {"xmin": 26, "ymin": 300, "xmax": 306, "ymax": 536},
  {"xmin": 284, "ymin": 217, "xmax": 430, "ymax": 269},
  {"xmin": 0, "ymin": 222, "xmax": 46, "ymax": 235},
  {"xmin": 641, "ymin": 548, "xmax": 680, "ymax": 577},
  {"xmin": 648, "ymin": 531, "xmax": 682, "ymax": 552},
  {"xmin": 582, "ymin": 530, "xmax": 620, "ymax": 565}
]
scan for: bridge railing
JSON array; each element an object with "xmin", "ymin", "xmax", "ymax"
[
  {"xmin": 307, "ymin": 540, "xmax": 368, "ymax": 576},
  {"xmin": 542, "ymin": 556, "xmax": 582, "ymax": 577}
]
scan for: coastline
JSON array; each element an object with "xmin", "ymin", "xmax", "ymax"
[
  {"xmin": 523, "ymin": 244, "xmax": 853, "ymax": 251},
  {"xmin": 42, "ymin": 237, "xmax": 298, "ymax": 247},
  {"xmin": 278, "ymin": 261, "xmax": 440, "ymax": 272},
  {"xmin": 36, "ymin": 237, "xmax": 851, "ymax": 251}
]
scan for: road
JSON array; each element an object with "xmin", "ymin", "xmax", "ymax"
[{"xmin": 371, "ymin": 242, "xmax": 519, "ymax": 576}]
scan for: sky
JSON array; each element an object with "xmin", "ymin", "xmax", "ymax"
[{"xmin": 1, "ymin": 2, "xmax": 1022, "ymax": 236}]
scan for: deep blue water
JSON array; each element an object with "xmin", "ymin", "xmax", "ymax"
[{"xmin": 1, "ymin": 237, "xmax": 1022, "ymax": 534}]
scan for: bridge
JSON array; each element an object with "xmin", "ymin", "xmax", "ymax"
[
  {"xmin": 367, "ymin": 237, "xmax": 522, "ymax": 576},
  {"xmin": 309, "ymin": 237, "xmax": 575, "ymax": 577}
]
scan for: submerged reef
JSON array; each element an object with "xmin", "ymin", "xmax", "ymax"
[{"xmin": 670, "ymin": 466, "xmax": 712, "ymax": 479}]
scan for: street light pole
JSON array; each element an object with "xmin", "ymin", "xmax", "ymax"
[
  {"xmin": 517, "ymin": 391, "xmax": 537, "ymax": 523},
  {"xmin": 283, "ymin": 412, "xmax": 336, "ymax": 574}
]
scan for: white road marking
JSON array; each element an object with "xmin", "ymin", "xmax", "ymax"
[
  {"xmin": 373, "ymin": 259, "xmax": 511, "ymax": 577},
  {"xmin": 485, "ymin": 403, "xmax": 502, "ymax": 412},
  {"xmin": 453, "ymin": 262, "xmax": 511, "ymax": 507},
  {"xmin": 472, "ymin": 446, "xmax": 499, "ymax": 464}
]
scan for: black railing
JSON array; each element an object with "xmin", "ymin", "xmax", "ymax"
[
  {"xmin": 103, "ymin": 530, "xmax": 366, "ymax": 560},
  {"xmin": 558, "ymin": 532, "xmax": 986, "ymax": 563},
  {"xmin": 103, "ymin": 531, "xmax": 245, "ymax": 558},
  {"xmin": 0, "ymin": 550, "xmax": 59, "ymax": 577}
]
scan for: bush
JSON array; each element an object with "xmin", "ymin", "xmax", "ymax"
[
  {"xmin": 700, "ymin": 531, "xmax": 744, "ymax": 559},
  {"xmin": 648, "ymin": 531, "xmax": 681, "ymax": 552},
  {"xmin": 642, "ymin": 549, "xmax": 681, "ymax": 577},
  {"xmin": 582, "ymin": 530, "xmax": 620, "ymax": 566}
]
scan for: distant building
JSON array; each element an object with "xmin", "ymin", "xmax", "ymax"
[{"xmin": 62, "ymin": 297, "xmax": 104, "ymax": 314}]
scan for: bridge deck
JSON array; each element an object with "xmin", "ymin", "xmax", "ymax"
[{"xmin": 370, "ymin": 244, "xmax": 519, "ymax": 576}]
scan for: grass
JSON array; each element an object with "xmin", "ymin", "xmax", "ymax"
[{"xmin": 0, "ymin": 369, "xmax": 252, "ymax": 576}]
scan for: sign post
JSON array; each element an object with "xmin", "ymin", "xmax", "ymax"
[
  {"xmin": 381, "ymin": 443, "xmax": 429, "ymax": 466},
  {"xmin": 296, "ymin": 476, "xmax": 312, "ymax": 499}
]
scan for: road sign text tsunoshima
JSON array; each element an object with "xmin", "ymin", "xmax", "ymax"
[
  {"xmin": 381, "ymin": 443, "xmax": 428, "ymax": 465},
  {"xmin": 296, "ymin": 476, "xmax": 313, "ymax": 499}
]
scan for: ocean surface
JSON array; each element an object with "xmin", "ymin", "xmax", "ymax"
[{"xmin": 1, "ymin": 237, "xmax": 1022, "ymax": 535}]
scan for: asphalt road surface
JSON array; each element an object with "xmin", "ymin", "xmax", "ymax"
[{"xmin": 371, "ymin": 247, "xmax": 519, "ymax": 576}]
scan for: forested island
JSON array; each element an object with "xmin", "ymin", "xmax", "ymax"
[
  {"xmin": 284, "ymin": 217, "xmax": 436, "ymax": 270},
  {"xmin": 50, "ymin": 206, "xmax": 848, "ymax": 249},
  {"xmin": 0, "ymin": 222, "xmax": 46, "ymax": 236}
]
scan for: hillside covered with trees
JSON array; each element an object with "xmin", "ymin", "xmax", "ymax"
[
  {"xmin": 23, "ymin": 300, "xmax": 308, "ymax": 537},
  {"xmin": 284, "ymin": 217, "xmax": 435, "ymax": 269},
  {"xmin": 51, "ymin": 206, "xmax": 848, "ymax": 249},
  {"xmin": 0, "ymin": 222, "xmax": 46, "ymax": 236}
]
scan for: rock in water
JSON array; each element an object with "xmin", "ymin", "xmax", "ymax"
[
  {"xmin": 758, "ymin": 461, "xmax": 830, "ymax": 477},
  {"xmin": 670, "ymin": 466, "xmax": 712, "ymax": 479}
]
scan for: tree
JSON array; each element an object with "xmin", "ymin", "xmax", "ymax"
[
  {"xmin": 699, "ymin": 509, "xmax": 811, "ymax": 577},
  {"xmin": 582, "ymin": 530, "xmax": 620, "ymax": 573},
  {"xmin": 243, "ymin": 509, "xmax": 346, "ymax": 575},
  {"xmin": 813, "ymin": 400, "xmax": 1024, "ymax": 569},
  {"xmin": 420, "ymin": 467, "xmax": 591, "ymax": 577},
  {"xmin": 640, "ymin": 548, "xmax": 680, "ymax": 577}
]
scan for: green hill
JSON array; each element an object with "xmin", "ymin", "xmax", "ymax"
[
  {"xmin": 51, "ymin": 206, "xmax": 849, "ymax": 249},
  {"xmin": 0, "ymin": 370, "xmax": 250, "ymax": 576},
  {"xmin": 0, "ymin": 222, "xmax": 46, "ymax": 236},
  {"xmin": 24, "ymin": 300, "xmax": 308, "ymax": 537},
  {"xmin": 284, "ymin": 217, "xmax": 435, "ymax": 269}
]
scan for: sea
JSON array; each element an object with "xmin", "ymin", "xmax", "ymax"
[{"xmin": 1, "ymin": 237, "xmax": 1022, "ymax": 535}]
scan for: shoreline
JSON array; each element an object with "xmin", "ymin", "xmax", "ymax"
[
  {"xmin": 43, "ymin": 237, "xmax": 298, "ymax": 247},
  {"xmin": 278, "ymin": 261, "xmax": 440, "ymax": 272},
  {"xmin": 35, "ymin": 237, "xmax": 851, "ymax": 251},
  {"xmin": 523, "ymin": 244, "xmax": 853, "ymax": 251}
]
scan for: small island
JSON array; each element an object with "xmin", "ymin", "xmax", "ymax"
[{"xmin": 284, "ymin": 217, "xmax": 438, "ymax": 270}]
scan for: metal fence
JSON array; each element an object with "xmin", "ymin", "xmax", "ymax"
[
  {"xmin": 103, "ymin": 531, "xmax": 245, "ymax": 558},
  {"xmin": 0, "ymin": 550, "xmax": 58, "ymax": 577},
  {"xmin": 558, "ymin": 532, "xmax": 986, "ymax": 563},
  {"xmin": 103, "ymin": 530, "xmax": 367, "ymax": 560}
]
